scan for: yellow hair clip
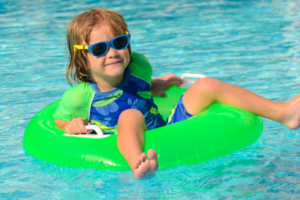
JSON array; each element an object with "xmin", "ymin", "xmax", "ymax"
[{"xmin": 73, "ymin": 45, "xmax": 88, "ymax": 52}]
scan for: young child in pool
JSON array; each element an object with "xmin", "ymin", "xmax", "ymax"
[{"xmin": 54, "ymin": 8, "xmax": 300, "ymax": 179}]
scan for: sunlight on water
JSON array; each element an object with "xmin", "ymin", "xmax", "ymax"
[{"xmin": 1, "ymin": 0, "xmax": 300, "ymax": 199}]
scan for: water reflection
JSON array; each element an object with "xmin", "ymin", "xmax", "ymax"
[{"xmin": 1, "ymin": 0, "xmax": 300, "ymax": 199}]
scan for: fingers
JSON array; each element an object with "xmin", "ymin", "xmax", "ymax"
[
  {"xmin": 153, "ymin": 91, "xmax": 167, "ymax": 97},
  {"xmin": 167, "ymin": 75, "xmax": 184, "ymax": 84},
  {"xmin": 160, "ymin": 74, "xmax": 184, "ymax": 84},
  {"xmin": 156, "ymin": 74, "xmax": 184, "ymax": 88},
  {"xmin": 76, "ymin": 118, "xmax": 88, "ymax": 134},
  {"xmin": 156, "ymin": 80, "xmax": 181, "ymax": 93},
  {"xmin": 151, "ymin": 74, "xmax": 183, "ymax": 97},
  {"xmin": 65, "ymin": 118, "xmax": 90, "ymax": 135},
  {"xmin": 165, "ymin": 80, "xmax": 182, "ymax": 88}
]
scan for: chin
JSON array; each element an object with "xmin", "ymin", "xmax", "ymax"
[{"xmin": 106, "ymin": 66, "xmax": 127, "ymax": 77}]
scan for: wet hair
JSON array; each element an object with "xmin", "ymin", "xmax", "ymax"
[{"xmin": 66, "ymin": 8, "xmax": 132, "ymax": 84}]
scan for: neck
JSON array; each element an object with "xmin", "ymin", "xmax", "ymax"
[{"xmin": 92, "ymin": 73, "xmax": 124, "ymax": 92}]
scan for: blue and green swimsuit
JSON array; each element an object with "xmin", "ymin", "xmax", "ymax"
[
  {"xmin": 89, "ymin": 67, "xmax": 165, "ymax": 133},
  {"xmin": 53, "ymin": 52, "xmax": 193, "ymax": 133},
  {"xmin": 54, "ymin": 52, "xmax": 166, "ymax": 133}
]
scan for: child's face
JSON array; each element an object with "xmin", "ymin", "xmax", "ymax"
[{"xmin": 88, "ymin": 22, "xmax": 130, "ymax": 82}]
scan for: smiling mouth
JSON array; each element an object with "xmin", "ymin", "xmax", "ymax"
[{"xmin": 105, "ymin": 60, "xmax": 123, "ymax": 66}]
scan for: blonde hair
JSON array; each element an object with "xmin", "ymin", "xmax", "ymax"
[{"xmin": 66, "ymin": 8, "xmax": 132, "ymax": 84}]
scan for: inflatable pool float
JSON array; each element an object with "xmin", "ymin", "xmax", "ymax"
[{"xmin": 23, "ymin": 74, "xmax": 263, "ymax": 171}]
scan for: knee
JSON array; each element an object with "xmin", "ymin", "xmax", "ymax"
[
  {"xmin": 118, "ymin": 109, "xmax": 145, "ymax": 124},
  {"xmin": 191, "ymin": 78, "xmax": 221, "ymax": 92},
  {"xmin": 117, "ymin": 109, "xmax": 146, "ymax": 136}
]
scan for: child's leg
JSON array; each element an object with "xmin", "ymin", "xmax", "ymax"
[
  {"xmin": 183, "ymin": 78, "xmax": 300, "ymax": 129},
  {"xmin": 117, "ymin": 109, "xmax": 158, "ymax": 179}
]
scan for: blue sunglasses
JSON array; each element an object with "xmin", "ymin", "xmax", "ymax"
[{"xmin": 74, "ymin": 33, "xmax": 130, "ymax": 57}]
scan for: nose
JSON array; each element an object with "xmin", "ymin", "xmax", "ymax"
[{"xmin": 106, "ymin": 44, "xmax": 119, "ymax": 58}]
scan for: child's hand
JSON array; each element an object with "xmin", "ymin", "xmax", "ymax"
[
  {"xmin": 151, "ymin": 74, "xmax": 184, "ymax": 97},
  {"xmin": 64, "ymin": 118, "xmax": 93, "ymax": 135}
]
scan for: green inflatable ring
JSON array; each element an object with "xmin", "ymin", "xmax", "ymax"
[{"xmin": 23, "ymin": 86, "xmax": 263, "ymax": 171}]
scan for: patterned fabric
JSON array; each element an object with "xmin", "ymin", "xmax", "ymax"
[
  {"xmin": 166, "ymin": 94, "xmax": 194, "ymax": 125},
  {"xmin": 89, "ymin": 68, "xmax": 166, "ymax": 134}
]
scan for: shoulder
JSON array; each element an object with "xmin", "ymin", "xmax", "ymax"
[
  {"xmin": 63, "ymin": 82, "xmax": 93, "ymax": 98},
  {"xmin": 53, "ymin": 82, "xmax": 94, "ymax": 121},
  {"xmin": 61, "ymin": 82, "xmax": 94, "ymax": 108},
  {"xmin": 129, "ymin": 52, "xmax": 153, "ymax": 84}
]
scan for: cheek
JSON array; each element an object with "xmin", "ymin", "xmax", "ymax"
[
  {"xmin": 88, "ymin": 54, "xmax": 103, "ymax": 67},
  {"xmin": 123, "ymin": 48, "xmax": 130, "ymax": 64}
]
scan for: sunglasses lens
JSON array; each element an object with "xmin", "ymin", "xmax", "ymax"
[
  {"xmin": 92, "ymin": 43, "xmax": 107, "ymax": 56},
  {"xmin": 113, "ymin": 36, "xmax": 128, "ymax": 50}
]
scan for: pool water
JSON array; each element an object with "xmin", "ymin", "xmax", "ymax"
[{"xmin": 1, "ymin": 0, "xmax": 300, "ymax": 199}]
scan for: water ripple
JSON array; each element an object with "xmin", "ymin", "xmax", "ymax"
[{"xmin": 1, "ymin": 0, "xmax": 300, "ymax": 199}]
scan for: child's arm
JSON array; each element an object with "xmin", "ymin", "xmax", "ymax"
[
  {"xmin": 151, "ymin": 74, "xmax": 184, "ymax": 97},
  {"xmin": 55, "ymin": 118, "xmax": 92, "ymax": 135}
]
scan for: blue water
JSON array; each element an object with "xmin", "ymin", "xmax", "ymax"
[{"xmin": 1, "ymin": 0, "xmax": 300, "ymax": 199}]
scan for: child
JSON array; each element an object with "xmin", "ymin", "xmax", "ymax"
[{"xmin": 54, "ymin": 8, "xmax": 300, "ymax": 179}]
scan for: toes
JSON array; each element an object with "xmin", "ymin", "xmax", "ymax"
[
  {"xmin": 133, "ymin": 160, "xmax": 140, "ymax": 169},
  {"xmin": 140, "ymin": 153, "xmax": 147, "ymax": 162},
  {"xmin": 132, "ymin": 151, "xmax": 159, "ymax": 179},
  {"xmin": 133, "ymin": 153, "xmax": 147, "ymax": 169},
  {"xmin": 147, "ymin": 149, "xmax": 159, "ymax": 171},
  {"xmin": 147, "ymin": 149, "xmax": 157, "ymax": 160}
]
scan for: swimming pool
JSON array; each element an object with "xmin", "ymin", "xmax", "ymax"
[{"xmin": 1, "ymin": 0, "xmax": 300, "ymax": 198}]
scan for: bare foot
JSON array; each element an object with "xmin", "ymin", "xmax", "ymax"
[
  {"xmin": 132, "ymin": 149, "xmax": 158, "ymax": 179},
  {"xmin": 282, "ymin": 94, "xmax": 300, "ymax": 129}
]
